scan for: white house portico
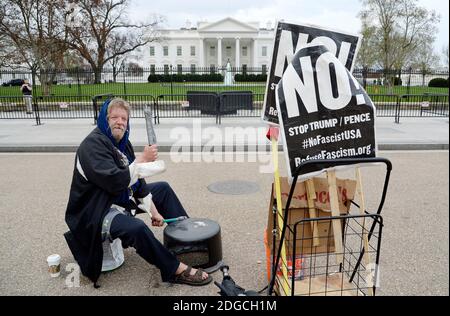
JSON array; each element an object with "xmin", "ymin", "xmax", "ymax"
[{"xmin": 146, "ymin": 17, "xmax": 275, "ymax": 72}]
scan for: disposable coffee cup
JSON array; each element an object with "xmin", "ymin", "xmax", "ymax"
[{"xmin": 47, "ymin": 254, "xmax": 61, "ymax": 277}]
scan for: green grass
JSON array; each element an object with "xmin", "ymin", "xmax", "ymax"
[
  {"xmin": 365, "ymin": 85, "xmax": 448, "ymax": 95},
  {"xmin": 0, "ymin": 82, "xmax": 267, "ymax": 97},
  {"xmin": 0, "ymin": 82, "xmax": 447, "ymax": 98}
]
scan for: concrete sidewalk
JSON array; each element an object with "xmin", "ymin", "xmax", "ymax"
[{"xmin": 0, "ymin": 116, "xmax": 448, "ymax": 152}]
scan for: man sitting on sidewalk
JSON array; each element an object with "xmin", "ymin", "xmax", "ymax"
[{"xmin": 64, "ymin": 97, "xmax": 212, "ymax": 287}]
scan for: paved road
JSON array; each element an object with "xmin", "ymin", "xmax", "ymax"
[{"xmin": 0, "ymin": 151, "xmax": 448, "ymax": 296}]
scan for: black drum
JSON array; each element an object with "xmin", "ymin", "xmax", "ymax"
[{"xmin": 163, "ymin": 218, "xmax": 223, "ymax": 273}]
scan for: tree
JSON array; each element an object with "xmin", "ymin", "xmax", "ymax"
[
  {"xmin": 0, "ymin": 0, "xmax": 68, "ymax": 95},
  {"xmin": 356, "ymin": 11, "xmax": 380, "ymax": 88},
  {"xmin": 64, "ymin": 0, "xmax": 163, "ymax": 83},
  {"xmin": 107, "ymin": 33, "xmax": 131, "ymax": 82},
  {"xmin": 0, "ymin": 34, "xmax": 18, "ymax": 69},
  {"xmin": 62, "ymin": 51, "xmax": 92, "ymax": 85},
  {"xmin": 410, "ymin": 42, "xmax": 440, "ymax": 86},
  {"xmin": 359, "ymin": 0, "xmax": 440, "ymax": 84},
  {"xmin": 392, "ymin": 1, "xmax": 439, "ymax": 70},
  {"xmin": 356, "ymin": 11, "xmax": 379, "ymax": 69},
  {"xmin": 442, "ymin": 44, "xmax": 449, "ymax": 71}
]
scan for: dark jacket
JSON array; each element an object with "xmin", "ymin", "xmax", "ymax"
[{"xmin": 21, "ymin": 84, "xmax": 32, "ymax": 95}]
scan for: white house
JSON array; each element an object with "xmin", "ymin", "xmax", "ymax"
[{"xmin": 145, "ymin": 17, "xmax": 275, "ymax": 73}]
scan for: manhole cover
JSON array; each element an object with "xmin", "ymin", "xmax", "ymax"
[{"xmin": 207, "ymin": 180, "xmax": 259, "ymax": 195}]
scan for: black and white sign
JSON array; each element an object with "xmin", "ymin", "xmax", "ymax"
[
  {"xmin": 262, "ymin": 21, "xmax": 361, "ymax": 125},
  {"xmin": 276, "ymin": 44, "xmax": 377, "ymax": 180}
]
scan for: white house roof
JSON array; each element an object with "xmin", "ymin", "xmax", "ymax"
[{"xmin": 197, "ymin": 17, "xmax": 259, "ymax": 33}]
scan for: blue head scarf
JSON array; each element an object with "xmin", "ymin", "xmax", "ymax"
[{"xmin": 97, "ymin": 99, "xmax": 140, "ymax": 206}]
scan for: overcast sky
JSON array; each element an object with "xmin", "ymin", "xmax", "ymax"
[{"xmin": 130, "ymin": 0, "xmax": 449, "ymax": 57}]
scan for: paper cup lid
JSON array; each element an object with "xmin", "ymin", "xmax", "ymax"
[{"xmin": 47, "ymin": 254, "xmax": 61, "ymax": 264}]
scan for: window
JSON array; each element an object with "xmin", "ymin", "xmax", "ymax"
[
  {"xmin": 177, "ymin": 46, "xmax": 182, "ymax": 56},
  {"xmin": 190, "ymin": 46, "xmax": 196, "ymax": 56},
  {"xmin": 226, "ymin": 46, "xmax": 231, "ymax": 57},
  {"xmin": 190, "ymin": 64, "xmax": 196, "ymax": 74},
  {"xmin": 242, "ymin": 46, "xmax": 247, "ymax": 57},
  {"xmin": 150, "ymin": 64, "xmax": 156, "ymax": 75},
  {"xmin": 262, "ymin": 46, "xmax": 267, "ymax": 57},
  {"xmin": 262, "ymin": 64, "xmax": 267, "ymax": 75},
  {"xmin": 163, "ymin": 64, "xmax": 169, "ymax": 75},
  {"xmin": 177, "ymin": 64, "xmax": 183, "ymax": 74},
  {"xmin": 163, "ymin": 46, "xmax": 169, "ymax": 56},
  {"xmin": 210, "ymin": 64, "xmax": 216, "ymax": 74},
  {"xmin": 210, "ymin": 46, "xmax": 215, "ymax": 57},
  {"xmin": 150, "ymin": 46, "xmax": 155, "ymax": 56}
]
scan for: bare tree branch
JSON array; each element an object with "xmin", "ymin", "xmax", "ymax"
[
  {"xmin": 359, "ymin": 0, "xmax": 440, "ymax": 73},
  {"xmin": 64, "ymin": 0, "xmax": 163, "ymax": 83},
  {"xmin": 0, "ymin": 0, "xmax": 68, "ymax": 94}
]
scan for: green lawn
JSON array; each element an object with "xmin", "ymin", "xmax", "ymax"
[
  {"xmin": 0, "ymin": 82, "xmax": 267, "ymax": 97},
  {"xmin": 365, "ymin": 85, "xmax": 448, "ymax": 95},
  {"xmin": 0, "ymin": 81, "xmax": 447, "ymax": 98}
]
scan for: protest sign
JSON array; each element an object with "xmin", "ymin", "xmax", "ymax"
[
  {"xmin": 275, "ymin": 44, "xmax": 377, "ymax": 180},
  {"xmin": 262, "ymin": 21, "xmax": 361, "ymax": 125}
]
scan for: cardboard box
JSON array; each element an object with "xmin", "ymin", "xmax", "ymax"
[{"xmin": 267, "ymin": 176, "xmax": 356, "ymax": 257}]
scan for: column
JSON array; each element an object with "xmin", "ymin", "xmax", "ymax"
[
  {"xmin": 199, "ymin": 38, "xmax": 204, "ymax": 68},
  {"xmin": 217, "ymin": 37, "xmax": 222, "ymax": 68},
  {"xmin": 235, "ymin": 37, "xmax": 240, "ymax": 69},
  {"xmin": 253, "ymin": 38, "xmax": 258, "ymax": 68}
]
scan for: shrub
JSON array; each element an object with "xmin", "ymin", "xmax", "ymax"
[
  {"xmin": 147, "ymin": 73, "xmax": 223, "ymax": 83},
  {"xmin": 393, "ymin": 77, "xmax": 402, "ymax": 86},
  {"xmin": 428, "ymin": 77, "xmax": 449, "ymax": 88},
  {"xmin": 234, "ymin": 74, "xmax": 268, "ymax": 82}
]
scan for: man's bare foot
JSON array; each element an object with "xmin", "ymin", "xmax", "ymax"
[{"xmin": 175, "ymin": 262, "xmax": 209, "ymax": 280}]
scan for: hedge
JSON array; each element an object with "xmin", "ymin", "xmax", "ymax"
[
  {"xmin": 234, "ymin": 74, "xmax": 268, "ymax": 82},
  {"xmin": 428, "ymin": 77, "xmax": 449, "ymax": 88},
  {"xmin": 147, "ymin": 73, "xmax": 224, "ymax": 83}
]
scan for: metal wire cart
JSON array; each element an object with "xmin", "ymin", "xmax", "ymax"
[{"xmin": 267, "ymin": 158, "xmax": 392, "ymax": 296}]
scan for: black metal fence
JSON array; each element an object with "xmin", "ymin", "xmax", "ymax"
[
  {"xmin": 0, "ymin": 67, "xmax": 448, "ymax": 124},
  {"xmin": 154, "ymin": 92, "xmax": 265, "ymax": 124},
  {"xmin": 2, "ymin": 92, "xmax": 447, "ymax": 125},
  {"xmin": 393, "ymin": 94, "xmax": 449, "ymax": 122},
  {"xmin": 91, "ymin": 94, "xmax": 157, "ymax": 123}
]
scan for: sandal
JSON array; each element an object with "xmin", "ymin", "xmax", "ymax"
[{"xmin": 171, "ymin": 266, "xmax": 213, "ymax": 286}]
